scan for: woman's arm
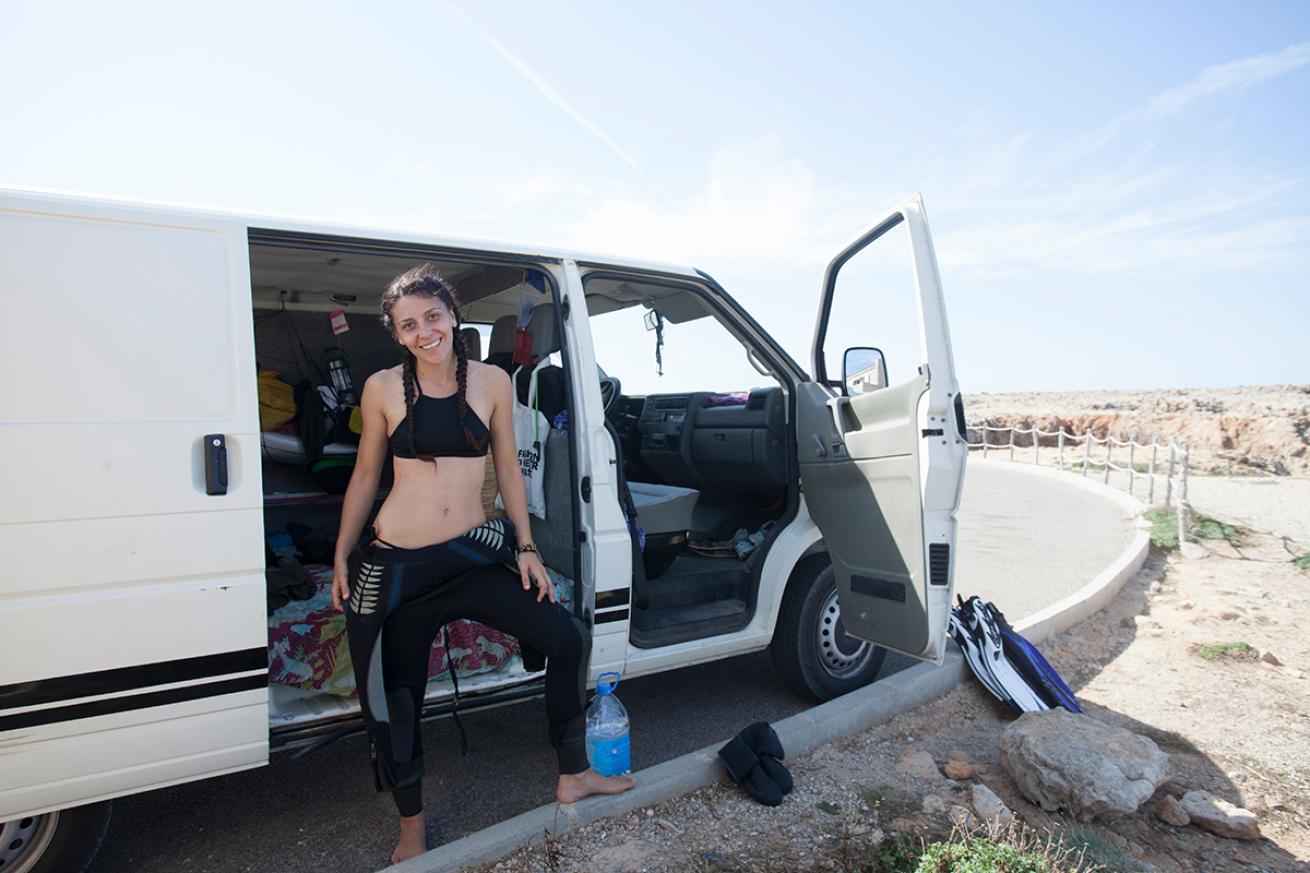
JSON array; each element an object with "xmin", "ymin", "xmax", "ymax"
[
  {"xmin": 332, "ymin": 372, "xmax": 391, "ymax": 610},
  {"xmin": 486, "ymin": 365, "xmax": 555, "ymax": 602}
]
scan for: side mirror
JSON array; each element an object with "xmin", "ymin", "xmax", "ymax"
[{"xmin": 843, "ymin": 347, "xmax": 887, "ymax": 395}]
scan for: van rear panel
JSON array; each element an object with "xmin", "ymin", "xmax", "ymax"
[{"xmin": 0, "ymin": 194, "xmax": 268, "ymax": 819}]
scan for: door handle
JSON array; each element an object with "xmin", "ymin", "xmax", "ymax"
[
  {"xmin": 826, "ymin": 395, "xmax": 852, "ymax": 435},
  {"xmin": 204, "ymin": 434, "xmax": 228, "ymax": 496}
]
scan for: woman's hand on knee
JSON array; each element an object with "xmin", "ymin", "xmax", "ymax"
[
  {"xmin": 517, "ymin": 553, "xmax": 555, "ymax": 604},
  {"xmin": 332, "ymin": 560, "xmax": 351, "ymax": 612}
]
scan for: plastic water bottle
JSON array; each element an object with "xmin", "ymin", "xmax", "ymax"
[{"xmin": 585, "ymin": 672, "xmax": 630, "ymax": 776}]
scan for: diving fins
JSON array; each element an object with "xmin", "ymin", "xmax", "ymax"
[{"xmin": 951, "ymin": 596, "xmax": 1055, "ymax": 716}]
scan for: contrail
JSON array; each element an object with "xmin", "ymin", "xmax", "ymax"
[{"xmin": 445, "ymin": 1, "xmax": 667, "ymax": 197}]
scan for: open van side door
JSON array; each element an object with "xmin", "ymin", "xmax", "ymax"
[
  {"xmin": 796, "ymin": 193, "xmax": 967, "ymax": 664},
  {"xmin": 0, "ymin": 191, "xmax": 268, "ymax": 819}
]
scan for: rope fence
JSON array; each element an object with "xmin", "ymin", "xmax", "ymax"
[{"xmin": 967, "ymin": 423, "xmax": 1190, "ymax": 545}]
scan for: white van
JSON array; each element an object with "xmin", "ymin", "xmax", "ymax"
[{"xmin": 0, "ymin": 188, "xmax": 967, "ymax": 872}]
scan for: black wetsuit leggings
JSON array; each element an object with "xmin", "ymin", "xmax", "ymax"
[{"xmin": 344, "ymin": 517, "xmax": 592, "ymax": 817}]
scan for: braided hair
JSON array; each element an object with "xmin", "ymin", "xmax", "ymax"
[{"xmin": 380, "ymin": 264, "xmax": 484, "ymax": 462}]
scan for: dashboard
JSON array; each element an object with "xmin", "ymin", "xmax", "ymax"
[{"xmin": 612, "ymin": 388, "xmax": 789, "ymax": 496}]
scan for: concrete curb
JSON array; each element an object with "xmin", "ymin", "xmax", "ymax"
[
  {"xmin": 969, "ymin": 458, "xmax": 1152, "ymax": 644},
  {"xmin": 390, "ymin": 463, "xmax": 1153, "ymax": 873}
]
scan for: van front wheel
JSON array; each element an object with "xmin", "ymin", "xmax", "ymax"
[
  {"xmin": 0, "ymin": 802, "xmax": 111, "ymax": 873},
  {"xmin": 770, "ymin": 554, "xmax": 886, "ymax": 701}
]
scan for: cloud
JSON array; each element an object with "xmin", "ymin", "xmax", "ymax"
[
  {"xmin": 1141, "ymin": 41, "xmax": 1310, "ymax": 119},
  {"xmin": 545, "ymin": 137, "xmax": 873, "ymax": 268},
  {"xmin": 1080, "ymin": 41, "xmax": 1310, "ymax": 156}
]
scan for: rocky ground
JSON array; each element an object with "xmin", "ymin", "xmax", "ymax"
[
  {"xmin": 477, "ymin": 517, "xmax": 1310, "ymax": 872},
  {"xmin": 964, "ymin": 385, "xmax": 1310, "ymax": 477}
]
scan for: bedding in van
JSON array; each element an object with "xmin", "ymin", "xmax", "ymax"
[{"xmin": 267, "ymin": 563, "xmax": 574, "ymax": 696}]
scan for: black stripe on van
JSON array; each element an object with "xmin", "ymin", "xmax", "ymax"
[
  {"xmin": 595, "ymin": 589, "xmax": 630, "ymax": 609},
  {"xmin": 0, "ymin": 674, "xmax": 267, "ymax": 733},
  {"xmin": 0, "ymin": 648, "xmax": 266, "ymax": 711}
]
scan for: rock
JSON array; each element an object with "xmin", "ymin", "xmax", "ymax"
[
  {"xmin": 1148, "ymin": 580, "xmax": 1162, "ymax": 595},
  {"xmin": 944, "ymin": 760, "xmax": 974, "ymax": 780},
  {"xmin": 1000, "ymin": 710, "xmax": 1170, "ymax": 821},
  {"xmin": 921, "ymin": 794, "xmax": 946, "ymax": 815},
  {"xmin": 1260, "ymin": 650, "xmax": 1282, "ymax": 666},
  {"xmin": 897, "ymin": 748, "xmax": 942, "ymax": 781},
  {"xmin": 971, "ymin": 784, "xmax": 1014, "ymax": 823},
  {"xmin": 1180, "ymin": 542, "xmax": 1209, "ymax": 559},
  {"xmin": 947, "ymin": 805, "xmax": 976, "ymax": 829},
  {"xmin": 1156, "ymin": 795, "xmax": 1190, "ymax": 827},
  {"xmin": 1179, "ymin": 601, "xmax": 1195, "ymax": 610},
  {"xmin": 1179, "ymin": 790, "xmax": 1261, "ymax": 840},
  {"xmin": 1218, "ymin": 611, "xmax": 1241, "ymax": 621},
  {"xmin": 946, "ymin": 750, "xmax": 973, "ymax": 764},
  {"xmin": 886, "ymin": 816, "xmax": 928, "ymax": 834}
]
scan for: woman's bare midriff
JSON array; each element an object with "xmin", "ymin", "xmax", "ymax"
[{"xmin": 371, "ymin": 454, "xmax": 491, "ymax": 548}]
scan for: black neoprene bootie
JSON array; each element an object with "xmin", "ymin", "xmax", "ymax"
[
  {"xmin": 740, "ymin": 721, "xmax": 793, "ymax": 794},
  {"xmin": 718, "ymin": 732, "xmax": 783, "ymax": 807}
]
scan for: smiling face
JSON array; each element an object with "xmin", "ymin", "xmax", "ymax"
[{"xmin": 390, "ymin": 293, "xmax": 457, "ymax": 368}]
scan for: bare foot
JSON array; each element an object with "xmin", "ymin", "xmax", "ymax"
[
  {"xmin": 390, "ymin": 812, "xmax": 427, "ymax": 865},
  {"xmin": 556, "ymin": 768, "xmax": 637, "ymax": 804}
]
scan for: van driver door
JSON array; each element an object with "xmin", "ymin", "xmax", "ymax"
[{"xmin": 795, "ymin": 193, "xmax": 967, "ymax": 664}]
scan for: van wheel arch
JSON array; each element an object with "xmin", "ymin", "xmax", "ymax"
[
  {"xmin": 0, "ymin": 801, "xmax": 111, "ymax": 873},
  {"xmin": 769, "ymin": 552, "xmax": 886, "ymax": 701}
]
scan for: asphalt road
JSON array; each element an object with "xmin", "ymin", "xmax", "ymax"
[{"xmin": 88, "ymin": 462, "xmax": 1137, "ymax": 873}]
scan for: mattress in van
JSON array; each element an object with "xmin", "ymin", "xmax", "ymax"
[{"xmin": 267, "ymin": 564, "xmax": 574, "ymax": 696}]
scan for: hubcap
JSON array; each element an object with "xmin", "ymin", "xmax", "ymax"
[
  {"xmin": 816, "ymin": 588, "xmax": 874, "ymax": 679},
  {"xmin": 0, "ymin": 812, "xmax": 59, "ymax": 873}
]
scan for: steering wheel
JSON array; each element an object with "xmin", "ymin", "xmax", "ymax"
[{"xmin": 599, "ymin": 376, "xmax": 622, "ymax": 417}]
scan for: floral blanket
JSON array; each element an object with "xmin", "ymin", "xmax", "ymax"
[{"xmin": 268, "ymin": 564, "xmax": 574, "ymax": 697}]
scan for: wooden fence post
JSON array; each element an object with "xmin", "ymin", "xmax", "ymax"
[
  {"xmin": 1058, "ymin": 429, "xmax": 1066, "ymax": 471},
  {"xmin": 1165, "ymin": 439, "xmax": 1176, "ymax": 507},
  {"xmin": 1128, "ymin": 433, "xmax": 1137, "ymax": 496},
  {"xmin": 1148, "ymin": 440, "xmax": 1158, "ymax": 504},
  {"xmin": 1103, "ymin": 434, "xmax": 1113, "ymax": 484},
  {"xmin": 1083, "ymin": 430, "xmax": 1091, "ymax": 476},
  {"xmin": 1177, "ymin": 441, "xmax": 1190, "ymax": 546}
]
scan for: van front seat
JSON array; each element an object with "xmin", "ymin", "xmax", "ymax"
[
  {"xmin": 628, "ymin": 482, "xmax": 699, "ymax": 578},
  {"xmin": 460, "ymin": 326, "xmax": 482, "ymax": 361}
]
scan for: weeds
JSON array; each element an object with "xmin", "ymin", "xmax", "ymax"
[
  {"xmin": 1142, "ymin": 508, "xmax": 1245, "ymax": 550},
  {"xmin": 1293, "ymin": 554, "xmax": 1310, "ymax": 571},
  {"xmin": 1189, "ymin": 514, "xmax": 1244, "ymax": 547},
  {"xmin": 1193, "ymin": 641, "xmax": 1257, "ymax": 661},
  {"xmin": 1142, "ymin": 508, "xmax": 1179, "ymax": 550}
]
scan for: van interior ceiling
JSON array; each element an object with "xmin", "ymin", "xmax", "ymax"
[
  {"xmin": 248, "ymin": 237, "xmax": 574, "ymax": 737},
  {"xmin": 581, "ymin": 276, "xmax": 799, "ymax": 649}
]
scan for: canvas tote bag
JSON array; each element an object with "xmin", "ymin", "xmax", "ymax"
[{"xmin": 496, "ymin": 360, "xmax": 549, "ymax": 519}]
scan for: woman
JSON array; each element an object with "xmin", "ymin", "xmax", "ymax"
[{"xmin": 332, "ymin": 264, "xmax": 634, "ymax": 864}]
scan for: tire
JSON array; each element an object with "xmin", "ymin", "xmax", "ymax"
[
  {"xmin": 0, "ymin": 802, "xmax": 112, "ymax": 873},
  {"xmin": 770, "ymin": 553, "xmax": 887, "ymax": 701}
]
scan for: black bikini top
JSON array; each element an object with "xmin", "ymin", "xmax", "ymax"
[{"xmin": 388, "ymin": 393, "xmax": 490, "ymax": 459}]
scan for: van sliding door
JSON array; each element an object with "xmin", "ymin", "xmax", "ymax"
[{"xmin": 0, "ymin": 192, "xmax": 268, "ymax": 819}]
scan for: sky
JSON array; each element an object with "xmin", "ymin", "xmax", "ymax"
[{"xmin": 2, "ymin": 1, "xmax": 1308, "ymax": 393}]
